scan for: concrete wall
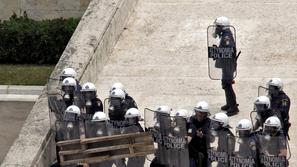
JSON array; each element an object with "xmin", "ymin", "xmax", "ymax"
[
  {"xmin": 0, "ymin": 0, "xmax": 138, "ymax": 166},
  {"xmin": 0, "ymin": 0, "xmax": 91, "ymax": 20}
]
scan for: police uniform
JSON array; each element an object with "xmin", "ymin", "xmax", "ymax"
[
  {"xmin": 188, "ymin": 117, "xmax": 211, "ymax": 167},
  {"xmin": 254, "ymin": 109, "xmax": 274, "ymax": 130},
  {"xmin": 217, "ymin": 29, "xmax": 238, "ymax": 114},
  {"xmin": 270, "ymin": 91, "xmax": 291, "ymax": 137},
  {"xmin": 125, "ymin": 94, "xmax": 138, "ymax": 109}
]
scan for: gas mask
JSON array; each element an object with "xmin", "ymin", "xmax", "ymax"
[
  {"xmin": 264, "ymin": 126, "xmax": 278, "ymax": 137},
  {"xmin": 255, "ymin": 104, "xmax": 267, "ymax": 113},
  {"xmin": 268, "ymin": 85, "xmax": 280, "ymax": 97},
  {"xmin": 62, "ymin": 85, "xmax": 75, "ymax": 101},
  {"xmin": 211, "ymin": 120, "xmax": 223, "ymax": 131},
  {"xmin": 212, "ymin": 25, "xmax": 223, "ymax": 38},
  {"xmin": 82, "ymin": 91, "xmax": 96, "ymax": 107}
]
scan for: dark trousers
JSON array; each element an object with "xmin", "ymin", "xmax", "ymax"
[{"xmin": 222, "ymin": 79, "xmax": 237, "ymax": 107}]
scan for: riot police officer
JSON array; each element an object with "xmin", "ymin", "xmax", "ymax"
[
  {"xmin": 213, "ymin": 16, "xmax": 239, "ymax": 116},
  {"xmin": 231, "ymin": 119, "xmax": 258, "ymax": 167},
  {"xmin": 188, "ymin": 101, "xmax": 211, "ymax": 167},
  {"xmin": 81, "ymin": 82, "xmax": 103, "ymax": 117},
  {"xmin": 253, "ymin": 96, "xmax": 274, "ymax": 131},
  {"xmin": 261, "ymin": 116, "xmax": 287, "ymax": 157},
  {"xmin": 108, "ymin": 88, "xmax": 129, "ymax": 127},
  {"xmin": 124, "ymin": 108, "xmax": 145, "ymax": 167},
  {"xmin": 150, "ymin": 105, "xmax": 172, "ymax": 167},
  {"xmin": 267, "ymin": 78, "xmax": 291, "ymax": 138},
  {"xmin": 209, "ymin": 112, "xmax": 235, "ymax": 167},
  {"xmin": 61, "ymin": 77, "xmax": 81, "ymax": 108},
  {"xmin": 110, "ymin": 82, "xmax": 138, "ymax": 109},
  {"xmin": 60, "ymin": 67, "xmax": 82, "ymax": 90}
]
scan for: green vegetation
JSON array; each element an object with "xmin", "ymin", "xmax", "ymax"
[
  {"xmin": 0, "ymin": 12, "xmax": 80, "ymax": 65},
  {"xmin": 0, "ymin": 65, "xmax": 54, "ymax": 85}
]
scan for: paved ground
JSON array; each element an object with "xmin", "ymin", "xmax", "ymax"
[
  {"xmin": 0, "ymin": 101, "xmax": 34, "ymax": 163},
  {"xmin": 95, "ymin": 0, "xmax": 297, "ymax": 166}
]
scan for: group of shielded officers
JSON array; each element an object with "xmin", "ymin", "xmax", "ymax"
[
  {"xmin": 148, "ymin": 81, "xmax": 290, "ymax": 167},
  {"xmin": 51, "ymin": 68, "xmax": 144, "ymax": 167}
]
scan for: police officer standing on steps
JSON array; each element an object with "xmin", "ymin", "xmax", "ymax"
[
  {"xmin": 212, "ymin": 16, "xmax": 239, "ymax": 116},
  {"xmin": 188, "ymin": 101, "xmax": 211, "ymax": 167},
  {"xmin": 266, "ymin": 78, "xmax": 291, "ymax": 139},
  {"xmin": 81, "ymin": 82, "xmax": 103, "ymax": 117},
  {"xmin": 110, "ymin": 82, "xmax": 138, "ymax": 109}
]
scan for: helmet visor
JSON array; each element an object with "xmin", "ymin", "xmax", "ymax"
[
  {"xmin": 210, "ymin": 120, "xmax": 223, "ymax": 130},
  {"xmin": 264, "ymin": 125, "xmax": 278, "ymax": 135},
  {"xmin": 255, "ymin": 103, "xmax": 266, "ymax": 112},
  {"xmin": 268, "ymin": 85, "xmax": 279, "ymax": 96}
]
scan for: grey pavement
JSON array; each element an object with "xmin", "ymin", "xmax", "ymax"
[
  {"xmin": 95, "ymin": 0, "xmax": 297, "ymax": 166},
  {"xmin": 0, "ymin": 101, "xmax": 34, "ymax": 163}
]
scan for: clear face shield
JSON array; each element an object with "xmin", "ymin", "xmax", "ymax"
[
  {"xmin": 254, "ymin": 103, "xmax": 267, "ymax": 113},
  {"xmin": 82, "ymin": 91, "xmax": 96, "ymax": 107},
  {"xmin": 212, "ymin": 25, "xmax": 224, "ymax": 38},
  {"xmin": 126, "ymin": 117, "xmax": 139, "ymax": 125},
  {"xmin": 268, "ymin": 85, "xmax": 280, "ymax": 97},
  {"xmin": 236, "ymin": 129, "xmax": 251, "ymax": 138},
  {"xmin": 63, "ymin": 112, "xmax": 79, "ymax": 122},
  {"xmin": 210, "ymin": 120, "xmax": 223, "ymax": 131},
  {"xmin": 62, "ymin": 85, "xmax": 76, "ymax": 101},
  {"xmin": 263, "ymin": 125, "xmax": 279, "ymax": 136}
]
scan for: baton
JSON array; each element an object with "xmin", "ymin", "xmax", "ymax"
[{"xmin": 236, "ymin": 51, "xmax": 241, "ymax": 61}]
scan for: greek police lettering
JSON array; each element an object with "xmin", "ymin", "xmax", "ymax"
[
  {"xmin": 260, "ymin": 155, "xmax": 286, "ymax": 167},
  {"xmin": 208, "ymin": 47, "xmax": 234, "ymax": 59},
  {"xmin": 229, "ymin": 156, "xmax": 256, "ymax": 167},
  {"xmin": 162, "ymin": 136, "xmax": 186, "ymax": 149},
  {"xmin": 208, "ymin": 149, "xmax": 228, "ymax": 163},
  {"xmin": 109, "ymin": 120, "xmax": 129, "ymax": 127}
]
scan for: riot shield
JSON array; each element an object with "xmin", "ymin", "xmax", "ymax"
[
  {"xmin": 144, "ymin": 108, "xmax": 189, "ymax": 167},
  {"xmin": 207, "ymin": 130, "xmax": 233, "ymax": 167},
  {"xmin": 47, "ymin": 77, "xmax": 66, "ymax": 131},
  {"xmin": 84, "ymin": 120, "xmax": 113, "ymax": 167},
  {"xmin": 257, "ymin": 134, "xmax": 289, "ymax": 167},
  {"xmin": 250, "ymin": 111, "xmax": 259, "ymax": 131},
  {"xmin": 258, "ymin": 86, "xmax": 269, "ymax": 97},
  {"xmin": 144, "ymin": 108, "xmax": 172, "ymax": 166},
  {"xmin": 55, "ymin": 120, "xmax": 80, "ymax": 141},
  {"xmin": 207, "ymin": 25, "xmax": 237, "ymax": 80},
  {"xmin": 167, "ymin": 116, "xmax": 189, "ymax": 167},
  {"xmin": 228, "ymin": 136, "xmax": 257, "ymax": 167}
]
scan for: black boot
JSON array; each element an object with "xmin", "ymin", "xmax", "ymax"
[
  {"xmin": 221, "ymin": 104, "xmax": 229, "ymax": 111},
  {"xmin": 226, "ymin": 104, "xmax": 239, "ymax": 116}
]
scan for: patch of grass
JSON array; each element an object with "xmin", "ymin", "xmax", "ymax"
[{"xmin": 0, "ymin": 65, "xmax": 54, "ymax": 85}]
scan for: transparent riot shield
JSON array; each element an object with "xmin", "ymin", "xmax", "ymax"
[
  {"xmin": 144, "ymin": 108, "xmax": 172, "ymax": 166},
  {"xmin": 84, "ymin": 120, "xmax": 113, "ymax": 167},
  {"xmin": 207, "ymin": 130, "xmax": 233, "ymax": 167},
  {"xmin": 229, "ymin": 136, "xmax": 257, "ymax": 167},
  {"xmin": 258, "ymin": 86, "xmax": 269, "ymax": 97},
  {"xmin": 55, "ymin": 120, "xmax": 80, "ymax": 141},
  {"xmin": 257, "ymin": 134, "xmax": 289, "ymax": 167},
  {"xmin": 47, "ymin": 77, "xmax": 66, "ymax": 131},
  {"xmin": 207, "ymin": 25, "xmax": 238, "ymax": 80},
  {"xmin": 250, "ymin": 111, "xmax": 259, "ymax": 131},
  {"xmin": 167, "ymin": 116, "xmax": 189, "ymax": 167}
]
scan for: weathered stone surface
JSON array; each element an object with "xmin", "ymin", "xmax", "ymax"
[{"xmin": 1, "ymin": 0, "xmax": 138, "ymax": 166}]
